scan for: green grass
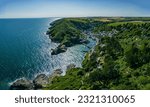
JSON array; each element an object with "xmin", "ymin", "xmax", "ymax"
[
  {"xmin": 45, "ymin": 68, "xmax": 83, "ymax": 90},
  {"xmin": 108, "ymin": 21, "xmax": 147, "ymax": 26}
]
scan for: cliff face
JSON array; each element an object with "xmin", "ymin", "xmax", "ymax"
[{"xmin": 45, "ymin": 18, "xmax": 150, "ymax": 90}]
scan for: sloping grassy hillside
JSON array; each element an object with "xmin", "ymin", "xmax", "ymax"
[{"xmin": 47, "ymin": 18, "xmax": 91, "ymax": 47}]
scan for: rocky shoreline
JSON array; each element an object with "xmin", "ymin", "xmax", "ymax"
[
  {"xmin": 10, "ymin": 69, "xmax": 63, "ymax": 90},
  {"xmin": 46, "ymin": 18, "xmax": 90, "ymax": 55},
  {"xmin": 51, "ymin": 39, "xmax": 89, "ymax": 55},
  {"xmin": 10, "ymin": 64, "xmax": 76, "ymax": 90}
]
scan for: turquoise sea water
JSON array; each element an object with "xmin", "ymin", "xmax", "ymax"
[{"xmin": 0, "ymin": 18, "xmax": 96, "ymax": 89}]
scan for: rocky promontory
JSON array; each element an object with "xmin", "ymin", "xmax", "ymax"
[
  {"xmin": 10, "ymin": 78, "xmax": 34, "ymax": 90},
  {"xmin": 10, "ymin": 69, "xmax": 63, "ymax": 90},
  {"xmin": 46, "ymin": 18, "xmax": 91, "ymax": 55}
]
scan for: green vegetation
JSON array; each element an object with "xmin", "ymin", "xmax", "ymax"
[
  {"xmin": 47, "ymin": 18, "xmax": 104, "ymax": 47},
  {"xmin": 45, "ymin": 17, "xmax": 150, "ymax": 90},
  {"xmin": 47, "ymin": 18, "xmax": 104, "ymax": 55},
  {"xmin": 107, "ymin": 21, "xmax": 146, "ymax": 26},
  {"xmin": 46, "ymin": 68, "xmax": 83, "ymax": 90},
  {"xmin": 47, "ymin": 18, "xmax": 90, "ymax": 47}
]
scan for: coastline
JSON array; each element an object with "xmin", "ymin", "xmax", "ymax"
[
  {"xmin": 46, "ymin": 18, "xmax": 91, "ymax": 55},
  {"xmin": 44, "ymin": 17, "xmax": 150, "ymax": 90},
  {"xmin": 9, "ymin": 18, "xmax": 97, "ymax": 90},
  {"xmin": 9, "ymin": 17, "xmax": 150, "ymax": 90}
]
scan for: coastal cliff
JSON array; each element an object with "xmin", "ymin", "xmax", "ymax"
[{"xmin": 45, "ymin": 17, "xmax": 150, "ymax": 90}]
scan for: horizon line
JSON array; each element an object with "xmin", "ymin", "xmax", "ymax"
[{"xmin": 0, "ymin": 16, "xmax": 150, "ymax": 19}]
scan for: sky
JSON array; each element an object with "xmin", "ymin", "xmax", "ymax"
[{"xmin": 0, "ymin": 0, "xmax": 150, "ymax": 18}]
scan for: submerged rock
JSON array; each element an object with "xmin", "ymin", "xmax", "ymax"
[
  {"xmin": 67, "ymin": 64, "xmax": 76, "ymax": 70},
  {"xmin": 33, "ymin": 74, "xmax": 49, "ymax": 89},
  {"xmin": 10, "ymin": 78, "xmax": 34, "ymax": 90}
]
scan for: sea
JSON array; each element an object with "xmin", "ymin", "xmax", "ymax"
[{"xmin": 0, "ymin": 18, "xmax": 96, "ymax": 89}]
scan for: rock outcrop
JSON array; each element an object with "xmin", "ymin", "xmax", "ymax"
[
  {"xmin": 51, "ymin": 45, "xmax": 67, "ymax": 55},
  {"xmin": 9, "ymin": 69, "xmax": 63, "ymax": 90},
  {"xmin": 52, "ymin": 69, "xmax": 63, "ymax": 76},
  {"xmin": 33, "ymin": 74, "xmax": 49, "ymax": 89},
  {"xmin": 10, "ymin": 78, "xmax": 34, "ymax": 90},
  {"xmin": 48, "ymin": 69, "xmax": 63, "ymax": 83}
]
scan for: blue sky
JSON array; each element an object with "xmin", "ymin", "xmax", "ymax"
[{"xmin": 0, "ymin": 0, "xmax": 150, "ymax": 18}]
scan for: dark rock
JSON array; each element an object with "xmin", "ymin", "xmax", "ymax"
[
  {"xmin": 10, "ymin": 69, "xmax": 63, "ymax": 90},
  {"xmin": 33, "ymin": 74, "xmax": 49, "ymax": 89},
  {"xmin": 10, "ymin": 78, "xmax": 34, "ymax": 90},
  {"xmin": 51, "ymin": 45, "xmax": 67, "ymax": 55},
  {"xmin": 67, "ymin": 64, "xmax": 76, "ymax": 70},
  {"xmin": 46, "ymin": 30, "xmax": 50, "ymax": 35}
]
